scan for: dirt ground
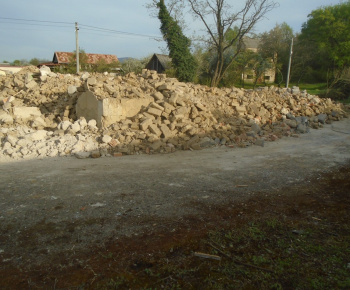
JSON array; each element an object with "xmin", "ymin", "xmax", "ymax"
[{"xmin": 0, "ymin": 119, "xmax": 350, "ymax": 288}]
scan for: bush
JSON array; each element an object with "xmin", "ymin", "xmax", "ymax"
[{"xmin": 323, "ymin": 79, "xmax": 350, "ymax": 100}]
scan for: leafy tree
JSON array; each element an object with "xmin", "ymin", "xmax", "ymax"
[
  {"xmin": 258, "ymin": 23, "xmax": 294, "ymax": 86},
  {"xmin": 121, "ymin": 56, "xmax": 151, "ymax": 74},
  {"xmin": 65, "ymin": 49, "xmax": 89, "ymax": 73},
  {"xmin": 300, "ymin": 1, "xmax": 350, "ymax": 86},
  {"xmin": 290, "ymin": 35, "xmax": 325, "ymax": 84},
  {"xmin": 94, "ymin": 59, "xmax": 120, "ymax": 73},
  {"xmin": 11, "ymin": 59, "xmax": 28, "ymax": 66},
  {"xmin": 157, "ymin": 0, "xmax": 197, "ymax": 82},
  {"xmin": 29, "ymin": 58, "xmax": 50, "ymax": 66},
  {"xmin": 29, "ymin": 58, "xmax": 40, "ymax": 66}
]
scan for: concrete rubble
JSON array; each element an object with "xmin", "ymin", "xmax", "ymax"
[{"xmin": 0, "ymin": 65, "xmax": 348, "ymax": 161}]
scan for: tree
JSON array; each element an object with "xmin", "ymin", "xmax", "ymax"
[
  {"xmin": 29, "ymin": 58, "xmax": 40, "ymax": 66},
  {"xmin": 121, "ymin": 56, "xmax": 151, "ymax": 74},
  {"xmin": 29, "ymin": 58, "xmax": 50, "ymax": 66},
  {"xmin": 258, "ymin": 23, "xmax": 294, "ymax": 86},
  {"xmin": 11, "ymin": 59, "xmax": 28, "ymax": 66},
  {"xmin": 290, "ymin": 35, "xmax": 324, "ymax": 84},
  {"xmin": 171, "ymin": 0, "xmax": 277, "ymax": 87},
  {"xmin": 300, "ymin": 1, "xmax": 350, "ymax": 86},
  {"xmin": 157, "ymin": 0, "xmax": 197, "ymax": 82},
  {"xmin": 65, "ymin": 49, "xmax": 89, "ymax": 73}
]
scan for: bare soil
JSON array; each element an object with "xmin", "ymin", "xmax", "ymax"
[{"xmin": 0, "ymin": 120, "xmax": 350, "ymax": 289}]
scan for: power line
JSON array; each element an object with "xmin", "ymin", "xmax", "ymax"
[
  {"xmin": 0, "ymin": 16, "xmax": 162, "ymax": 40},
  {"xmin": 0, "ymin": 16, "xmax": 73, "ymax": 25},
  {"xmin": 0, "ymin": 20, "xmax": 72, "ymax": 29},
  {"xmin": 79, "ymin": 23, "xmax": 162, "ymax": 39}
]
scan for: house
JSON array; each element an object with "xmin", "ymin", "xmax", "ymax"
[
  {"xmin": 145, "ymin": 53, "xmax": 172, "ymax": 74},
  {"xmin": 241, "ymin": 37, "xmax": 276, "ymax": 84},
  {"xmin": 38, "ymin": 52, "xmax": 119, "ymax": 71}
]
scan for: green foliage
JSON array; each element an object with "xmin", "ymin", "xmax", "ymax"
[
  {"xmin": 258, "ymin": 23, "xmax": 294, "ymax": 85},
  {"xmin": 29, "ymin": 58, "xmax": 50, "ymax": 66},
  {"xmin": 121, "ymin": 56, "xmax": 151, "ymax": 74},
  {"xmin": 157, "ymin": 0, "xmax": 197, "ymax": 82},
  {"xmin": 64, "ymin": 49, "xmax": 89, "ymax": 73},
  {"xmin": 94, "ymin": 59, "xmax": 120, "ymax": 73},
  {"xmin": 300, "ymin": 1, "xmax": 350, "ymax": 82},
  {"xmin": 11, "ymin": 59, "xmax": 28, "ymax": 66}
]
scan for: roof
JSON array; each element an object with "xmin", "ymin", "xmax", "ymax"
[
  {"xmin": 242, "ymin": 37, "xmax": 260, "ymax": 51},
  {"xmin": 53, "ymin": 52, "xmax": 119, "ymax": 64},
  {"xmin": 153, "ymin": 54, "xmax": 172, "ymax": 70}
]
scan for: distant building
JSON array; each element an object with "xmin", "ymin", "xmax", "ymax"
[
  {"xmin": 38, "ymin": 52, "xmax": 119, "ymax": 71},
  {"xmin": 241, "ymin": 37, "xmax": 276, "ymax": 84},
  {"xmin": 145, "ymin": 53, "xmax": 172, "ymax": 74},
  {"xmin": 0, "ymin": 63, "xmax": 24, "ymax": 74}
]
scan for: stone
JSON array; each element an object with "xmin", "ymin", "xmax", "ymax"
[
  {"xmin": 140, "ymin": 118, "xmax": 153, "ymax": 131},
  {"xmin": 150, "ymin": 140, "xmax": 164, "ymax": 150},
  {"xmin": 6, "ymin": 135, "xmax": 18, "ymax": 146},
  {"xmin": 68, "ymin": 85, "xmax": 77, "ymax": 95},
  {"xmin": 254, "ymin": 139, "xmax": 265, "ymax": 147},
  {"xmin": 147, "ymin": 107, "xmax": 162, "ymax": 117},
  {"xmin": 88, "ymin": 119, "xmax": 97, "ymax": 127},
  {"xmin": 40, "ymin": 65, "xmax": 51, "ymax": 76},
  {"xmin": 318, "ymin": 114, "xmax": 328, "ymax": 124},
  {"xmin": 251, "ymin": 123, "xmax": 261, "ymax": 133},
  {"xmin": 26, "ymin": 130, "xmax": 48, "ymax": 141},
  {"xmin": 153, "ymin": 92, "xmax": 164, "ymax": 101},
  {"xmin": 0, "ymin": 111, "xmax": 14, "ymax": 124},
  {"xmin": 81, "ymin": 72, "xmax": 91, "ymax": 80},
  {"xmin": 296, "ymin": 124, "xmax": 308, "ymax": 134},
  {"xmin": 149, "ymin": 124, "xmax": 162, "ymax": 137},
  {"xmin": 199, "ymin": 137, "xmax": 216, "ymax": 148},
  {"xmin": 31, "ymin": 117, "xmax": 47, "ymax": 128},
  {"xmin": 13, "ymin": 107, "xmax": 41, "ymax": 120},
  {"xmin": 59, "ymin": 120, "xmax": 72, "ymax": 131},
  {"xmin": 102, "ymin": 135, "xmax": 112, "ymax": 144},
  {"xmin": 91, "ymin": 150, "xmax": 101, "ymax": 158},
  {"xmin": 70, "ymin": 122, "xmax": 81, "ymax": 133},
  {"xmin": 160, "ymin": 124, "xmax": 174, "ymax": 139},
  {"xmin": 75, "ymin": 151, "xmax": 91, "ymax": 159},
  {"xmin": 284, "ymin": 119, "xmax": 297, "ymax": 128},
  {"xmin": 25, "ymin": 80, "xmax": 38, "ymax": 89}
]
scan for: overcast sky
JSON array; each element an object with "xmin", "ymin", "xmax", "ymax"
[{"xmin": 0, "ymin": 0, "xmax": 343, "ymax": 62}]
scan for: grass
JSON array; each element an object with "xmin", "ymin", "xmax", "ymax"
[
  {"xmin": 237, "ymin": 82, "xmax": 350, "ymax": 104},
  {"xmin": 296, "ymin": 83, "xmax": 327, "ymax": 95},
  {"xmin": 92, "ymin": 166, "xmax": 350, "ymax": 289},
  {"xmin": 95, "ymin": 216, "xmax": 350, "ymax": 289}
]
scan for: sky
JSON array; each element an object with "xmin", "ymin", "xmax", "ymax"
[{"xmin": 0, "ymin": 0, "xmax": 343, "ymax": 62}]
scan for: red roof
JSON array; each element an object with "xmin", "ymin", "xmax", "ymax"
[{"xmin": 53, "ymin": 52, "xmax": 119, "ymax": 64}]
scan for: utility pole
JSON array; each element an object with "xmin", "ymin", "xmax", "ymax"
[
  {"xmin": 75, "ymin": 22, "xmax": 79, "ymax": 74},
  {"xmin": 286, "ymin": 37, "xmax": 293, "ymax": 88}
]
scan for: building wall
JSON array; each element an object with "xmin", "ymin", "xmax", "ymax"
[{"xmin": 0, "ymin": 66, "xmax": 24, "ymax": 74}]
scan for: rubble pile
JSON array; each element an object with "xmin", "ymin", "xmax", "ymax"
[{"xmin": 0, "ymin": 65, "xmax": 348, "ymax": 161}]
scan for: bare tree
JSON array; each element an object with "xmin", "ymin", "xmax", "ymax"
[
  {"xmin": 188, "ymin": 0, "xmax": 278, "ymax": 86},
  {"xmin": 148, "ymin": 0, "xmax": 277, "ymax": 87}
]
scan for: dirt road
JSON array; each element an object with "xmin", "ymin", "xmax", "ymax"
[{"xmin": 0, "ymin": 119, "xmax": 350, "ymax": 287}]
